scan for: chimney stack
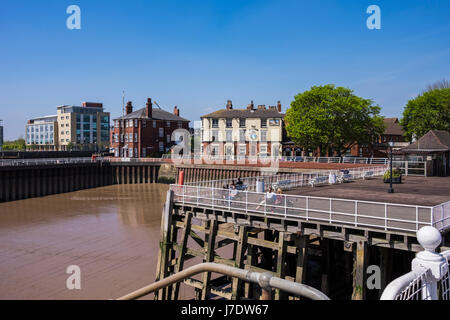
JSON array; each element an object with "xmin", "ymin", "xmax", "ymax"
[
  {"xmin": 126, "ymin": 101, "xmax": 133, "ymax": 115},
  {"xmin": 257, "ymin": 105, "xmax": 266, "ymax": 110},
  {"xmin": 146, "ymin": 98, "xmax": 152, "ymax": 118},
  {"xmin": 226, "ymin": 100, "xmax": 233, "ymax": 110},
  {"xmin": 247, "ymin": 100, "xmax": 254, "ymax": 110},
  {"xmin": 277, "ymin": 101, "xmax": 282, "ymax": 113},
  {"xmin": 173, "ymin": 106, "xmax": 180, "ymax": 117}
]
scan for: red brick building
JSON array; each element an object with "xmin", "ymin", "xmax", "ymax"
[{"xmin": 110, "ymin": 98, "xmax": 190, "ymax": 158}]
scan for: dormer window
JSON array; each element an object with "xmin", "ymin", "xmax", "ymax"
[
  {"xmin": 212, "ymin": 119, "xmax": 219, "ymax": 128},
  {"xmin": 226, "ymin": 119, "xmax": 232, "ymax": 128}
]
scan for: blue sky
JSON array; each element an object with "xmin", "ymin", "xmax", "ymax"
[{"xmin": 1, "ymin": 0, "xmax": 449, "ymax": 140}]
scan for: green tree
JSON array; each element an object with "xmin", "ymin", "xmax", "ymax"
[
  {"xmin": 400, "ymin": 87, "xmax": 450, "ymax": 140},
  {"xmin": 285, "ymin": 85, "xmax": 385, "ymax": 156}
]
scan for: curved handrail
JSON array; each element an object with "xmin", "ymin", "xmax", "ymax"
[
  {"xmin": 380, "ymin": 266, "xmax": 430, "ymax": 300},
  {"xmin": 116, "ymin": 262, "xmax": 330, "ymax": 300}
]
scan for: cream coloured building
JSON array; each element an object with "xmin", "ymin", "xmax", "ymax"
[{"xmin": 201, "ymin": 100, "xmax": 284, "ymax": 158}]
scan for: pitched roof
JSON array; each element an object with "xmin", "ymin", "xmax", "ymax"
[
  {"xmin": 383, "ymin": 118, "xmax": 404, "ymax": 136},
  {"xmin": 201, "ymin": 108, "xmax": 284, "ymax": 119},
  {"xmin": 114, "ymin": 107, "xmax": 189, "ymax": 122},
  {"xmin": 401, "ymin": 130, "xmax": 450, "ymax": 152}
]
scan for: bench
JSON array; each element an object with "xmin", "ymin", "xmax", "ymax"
[
  {"xmin": 309, "ymin": 176, "xmax": 328, "ymax": 187},
  {"xmin": 337, "ymin": 173, "xmax": 352, "ymax": 183},
  {"xmin": 363, "ymin": 171, "xmax": 374, "ymax": 180},
  {"xmin": 235, "ymin": 184, "xmax": 247, "ymax": 191},
  {"xmin": 272, "ymin": 180, "xmax": 291, "ymax": 190}
]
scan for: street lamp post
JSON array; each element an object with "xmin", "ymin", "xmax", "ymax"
[{"xmin": 388, "ymin": 141, "xmax": 394, "ymax": 193}]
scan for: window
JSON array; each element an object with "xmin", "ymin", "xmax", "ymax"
[
  {"xmin": 61, "ymin": 131, "xmax": 64, "ymax": 135},
  {"xmin": 142, "ymin": 148, "xmax": 146, "ymax": 157},
  {"xmin": 66, "ymin": 131, "xmax": 69, "ymax": 135},
  {"xmin": 129, "ymin": 148, "xmax": 133, "ymax": 158},
  {"xmin": 61, "ymin": 116, "xmax": 64, "ymax": 120},
  {"xmin": 159, "ymin": 128, "xmax": 164, "ymax": 137},
  {"xmin": 212, "ymin": 130, "xmax": 219, "ymax": 142},
  {"xmin": 120, "ymin": 134, "xmax": 124, "ymax": 142},
  {"xmin": 226, "ymin": 130, "xmax": 232, "ymax": 142},
  {"xmin": 226, "ymin": 119, "xmax": 232, "ymax": 128},
  {"xmin": 129, "ymin": 133, "xmax": 132, "ymax": 142},
  {"xmin": 115, "ymin": 121, "xmax": 119, "ymax": 128},
  {"xmin": 153, "ymin": 121, "xmax": 156, "ymax": 128},
  {"xmin": 134, "ymin": 133, "xmax": 137, "ymax": 142},
  {"xmin": 261, "ymin": 119, "xmax": 267, "ymax": 127},
  {"xmin": 159, "ymin": 142, "xmax": 164, "ymax": 152},
  {"xmin": 212, "ymin": 119, "xmax": 219, "ymax": 128},
  {"xmin": 239, "ymin": 118, "xmax": 246, "ymax": 128},
  {"xmin": 134, "ymin": 120, "xmax": 138, "ymax": 128},
  {"xmin": 143, "ymin": 120, "xmax": 146, "ymax": 128},
  {"xmin": 134, "ymin": 148, "xmax": 137, "ymax": 157},
  {"xmin": 125, "ymin": 134, "xmax": 128, "ymax": 142},
  {"xmin": 269, "ymin": 119, "xmax": 280, "ymax": 126},
  {"xmin": 239, "ymin": 130, "xmax": 246, "ymax": 142},
  {"xmin": 178, "ymin": 121, "xmax": 182, "ymax": 128},
  {"xmin": 261, "ymin": 130, "xmax": 267, "ymax": 142},
  {"xmin": 166, "ymin": 121, "xmax": 171, "ymax": 127},
  {"xmin": 166, "ymin": 134, "xmax": 170, "ymax": 143},
  {"xmin": 260, "ymin": 144, "xmax": 267, "ymax": 154}
]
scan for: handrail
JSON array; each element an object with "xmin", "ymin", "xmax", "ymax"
[
  {"xmin": 116, "ymin": 262, "xmax": 330, "ymax": 300},
  {"xmin": 380, "ymin": 226, "xmax": 450, "ymax": 300},
  {"xmin": 380, "ymin": 266, "xmax": 430, "ymax": 300}
]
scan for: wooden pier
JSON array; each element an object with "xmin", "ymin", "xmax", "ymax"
[{"xmin": 154, "ymin": 186, "xmax": 449, "ymax": 300}]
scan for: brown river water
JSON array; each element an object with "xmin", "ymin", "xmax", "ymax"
[{"xmin": 0, "ymin": 184, "xmax": 184, "ymax": 300}]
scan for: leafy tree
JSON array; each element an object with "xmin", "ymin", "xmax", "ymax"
[
  {"xmin": 400, "ymin": 87, "xmax": 450, "ymax": 140},
  {"xmin": 425, "ymin": 79, "xmax": 449, "ymax": 92},
  {"xmin": 285, "ymin": 85, "xmax": 385, "ymax": 156},
  {"xmin": 2, "ymin": 138, "xmax": 26, "ymax": 150}
]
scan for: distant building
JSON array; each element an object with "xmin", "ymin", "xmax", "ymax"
[
  {"xmin": 56, "ymin": 102, "xmax": 110, "ymax": 151},
  {"xmin": 355, "ymin": 117, "xmax": 408, "ymax": 157},
  {"xmin": 0, "ymin": 120, "xmax": 3, "ymax": 150},
  {"xmin": 25, "ymin": 115, "xmax": 58, "ymax": 150},
  {"xmin": 201, "ymin": 100, "xmax": 284, "ymax": 158},
  {"xmin": 400, "ymin": 130, "xmax": 450, "ymax": 176},
  {"xmin": 110, "ymin": 98, "xmax": 190, "ymax": 158}
]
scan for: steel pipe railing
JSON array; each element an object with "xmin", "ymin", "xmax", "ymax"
[{"xmin": 116, "ymin": 262, "xmax": 330, "ymax": 300}]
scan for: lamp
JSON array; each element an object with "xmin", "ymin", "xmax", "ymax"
[{"xmin": 388, "ymin": 141, "xmax": 394, "ymax": 193}]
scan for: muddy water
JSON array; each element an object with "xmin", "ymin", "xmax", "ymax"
[{"xmin": 0, "ymin": 184, "xmax": 174, "ymax": 300}]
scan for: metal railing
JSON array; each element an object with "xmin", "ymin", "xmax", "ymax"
[
  {"xmin": 0, "ymin": 157, "xmax": 106, "ymax": 166},
  {"xmin": 381, "ymin": 226, "xmax": 450, "ymax": 300},
  {"xmin": 162, "ymin": 154, "xmax": 390, "ymax": 164},
  {"xmin": 186, "ymin": 166, "xmax": 388, "ymax": 190},
  {"xmin": 116, "ymin": 262, "xmax": 330, "ymax": 300},
  {"xmin": 392, "ymin": 161, "xmax": 427, "ymax": 176},
  {"xmin": 169, "ymin": 184, "xmax": 449, "ymax": 234}
]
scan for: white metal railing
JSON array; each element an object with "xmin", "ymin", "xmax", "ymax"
[
  {"xmin": 169, "ymin": 182, "xmax": 449, "ymax": 234},
  {"xmin": 381, "ymin": 226, "xmax": 450, "ymax": 300},
  {"xmin": 0, "ymin": 157, "xmax": 106, "ymax": 166},
  {"xmin": 186, "ymin": 166, "xmax": 388, "ymax": 191},
  {"xmin": 162, "ymin": 154, "xmax": 390, "ymax": 164},
  {"xmin": 392, "ymin": 160, "xmax": 427, "ymax": 176}
]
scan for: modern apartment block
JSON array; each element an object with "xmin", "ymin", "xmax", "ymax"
[
  {"xmin": 25, "ymin": 115, "xmax": 58, "ymax": 150},
  {"xmin": 201, "ymin": 100, "xmax": 284, "ymax": 158},
  {"xmin": 110, "ymin": 98, "xmax": 190, "ymax": 158},
  {"xmin": 24, "ymin": 102, "xmax": 110, "ymax": 151},
  {"xmin": 56, "ymin": 102, "xmax": 110, "ymax": 150}
]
